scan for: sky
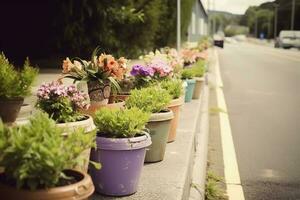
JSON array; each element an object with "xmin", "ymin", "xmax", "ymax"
[{"xmin": 201, "ymin": 0, "xmax": 272, "ymax": 15}]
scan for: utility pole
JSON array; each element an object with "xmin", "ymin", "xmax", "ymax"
[
  {"xmin": 291, "ymin": 0, "xmax": 296, "ymax": 30},
  {"xmin": 177, "ymin": 0, "xmax": 181, "ymax": 51},
  {"xmin": 255, "ymin": 13, "xmax": 258, "ymax": 38},
  {"xmin": 274, "ymin": 4, "xmax": 278, "ymax": 38}
]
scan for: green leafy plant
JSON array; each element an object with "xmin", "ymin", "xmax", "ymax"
[
  {"xmin": 0, "ymin": 53, "xmax": 38, "ymax": 98},
  {"xmin": 125, "ymin": 86, "xmax": 171, "ymax": 113},
  {"xmin": 94, "ymin": 108, "xmax": 150, "ymax": 138},
  {"xmin": 205, "ymin": 171, "xmax": 227, "ymax": 200},
  {"xmin": 191, "ymin": 60, "xmax": 206, "ymax": 78},
  {"xmin": 0, "ymin": 112, "xmax": 95, "ymax": 190},
  {"xmin": 181, "ymin": 68, "xmax": 195, "ymax": 79},
  {"xmin": 160, "ymin": 79, "xmax": 183, "ymax": 99}
]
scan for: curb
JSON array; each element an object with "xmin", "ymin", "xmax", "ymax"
[{"xmin": 188, "ymin": 74, "xmax": 210, "ymax": 200}]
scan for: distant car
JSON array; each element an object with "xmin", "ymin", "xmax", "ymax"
[
  {"xmin": 214, "ymin": 33, "xmax": 224, "ymax": 48},
  {"xmin": 275, "ymin": 30, "xmax": 300, "ymax": 49}
]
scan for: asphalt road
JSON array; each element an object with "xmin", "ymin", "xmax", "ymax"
[{"xmin": 218, "ymin": 42, "xmax": 300, "ymax": 200}]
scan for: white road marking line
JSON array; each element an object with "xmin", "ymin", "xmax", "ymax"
[{"xmin": 214, "ymin": 49, "xmax": 245, "ymax": 200}]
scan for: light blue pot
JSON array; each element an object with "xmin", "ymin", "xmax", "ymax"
[{"xmin": 184, "ymin": 79, "xmax": 196, "ymax": 103}]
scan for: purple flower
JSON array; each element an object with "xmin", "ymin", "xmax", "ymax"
[
  {"xmin": 139, "ymin": 66, "xmax": 154, "ymax": 76},
  {"xmin": 130, "ymin": 65, "xmax": 142, "ymax": 76}
]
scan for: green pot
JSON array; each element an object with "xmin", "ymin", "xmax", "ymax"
[
  {"xmin": 145, "ymin": 110, "xmax": 174, "ymax": 163},
  {"xmin": 184, "ymin": 79, "xmax": 196, "ymax": 103}
]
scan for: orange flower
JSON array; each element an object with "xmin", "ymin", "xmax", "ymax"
[{"xmin": 62, "ymin": 57, "xmax": 74, "ymax": 73}]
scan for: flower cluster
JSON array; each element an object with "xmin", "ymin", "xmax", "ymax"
[
  {"xmin": 62, "ymin": 48, "xmax": 128, "ymax": 83},
  {"xmin": 160, "ymin": 47, "xmax": 184, "ymax": 69},
  {"xmin": 180, "ymin": 48, "xmax": 207, "ymax": 66},
  {"xmin": 147, "ymin": 59, "xmax": 173, "ymax": 77},
  {"xmin": 130, "ymin": 65, "xmax": 154, "ymax": 77},
  {"xmin": 37, "ymin": 82, "xmax": 89, "ymax": 122}
]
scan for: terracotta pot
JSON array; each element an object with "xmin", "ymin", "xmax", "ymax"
[
  {"xmin": 109, "ymin": 93, "xmax": 130, "ymax": 104},
  {"xmin": 145, "ymin": 110, "xmax": 174, "ymax": 162},
  {"xmin": 0, "ymin": 97, "xmax": 24, "ymax": 124},
  {"xmin": 87, "ymin": 80, "xmax": 111, "ymax": 104},
  {"xmin": 0, "ymin": 170, "xmax": 94, "ymax": 200},
  {"xmin": 167, "ymin": 96, "xmax": 184, "ymax": 142},
  {"xmin": 80, "ymin": 101, "xmax": 125, "ymax": 117},
  {"xmin": 57, "ymin": 115, "xmax": 96, "ymax": 172},
  {"xmin": 90, "ymin": 133, "xmax": 151, "ymax": 196},
  {"xmin": 192, "ymin": 77, "xmax": 204, "ymax": 99}
]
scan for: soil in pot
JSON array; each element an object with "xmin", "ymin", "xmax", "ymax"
[
  {"xmin": 89, "ymin": 133, "xmax": 151, "ymax": 196},
  {"xmin": 145, "ymin": 110, "xmax": 174, "ymax": 162},
  {"xmin": 184, "ymin": 79, "xmax": 196, "ymax": 103},
  {"xmin": 167, "ymin": 96, "xmax": 184, "ymax": 143},
  {"xmin": 0, "ymin": 97, "xmax": 24, "ymax": 124},
  {"xmin": 57, "ymin": 115, "xmax": 96, "ymax": 172},
  {"xmin": 192, "ymin": 77, "xmax": 204, "ymax": 99},
  {"xmin": 0, "ymin": 170, "xmax": 94, "ymax": 200}
]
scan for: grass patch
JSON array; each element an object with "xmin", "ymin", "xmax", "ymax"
[{"xmin": 205, "ymin": 171, "xmax": 227, "ymax": 200}]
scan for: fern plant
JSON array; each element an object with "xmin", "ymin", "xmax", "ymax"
[
  {"xmin": 94, "ymin": 108, "xmax": 150, "ymax": 138},
  {"xmin": 125, "ymin": 86, "xmax": 171, "ymax": 113},
  {"xmin": 0, "ymin": 53, "xmax": 38, "ymax": 98},
  {"xmin": 160, "ymin": 79, "xmax": 183, "ymax": 99},
  {"xmin": 0, "ymin": 112, "xmax": 95, "ymax": 190}
]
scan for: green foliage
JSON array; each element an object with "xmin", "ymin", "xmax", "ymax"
[
  {"xmin": 191, "ymin": 60, "xmax": 205, "ymax": 78},
  {"xmin": 94, "ymin": 108, "xmax": 150, "ymax": 138},
  {"xmin": 0, "ymin": 53, "xmax": 38, "ymax": 98},
  {"xmin": 181, "ymin": 68, "xmax": 195, "ymax": 79},
  {"xmin": 125, "ymin": 86, "xmax": 171, "ymax": 113},
  {"xmin": 0, "ymin": 112, "xmax": 95, "ymax": 190},
  {"xmin": 160, "ymin": 79, "xmax": 183, "ymax": 99},
  {"xmin": 205, "ymin": 171, "xmax": 226, "ymax": 200}
]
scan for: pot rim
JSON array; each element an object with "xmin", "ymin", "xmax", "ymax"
[
  {"xmin": 194, "ymin": 77, "xmax": 204, "ymax": 81},
  {"xmin": 149, "ymin": 109, "xmax": 174, "ymax": 122},
  {"xmin": 0, "ymin": 169, "xmax": 94, "ymax": 196},
  {"xmin": 95, "ymin": 132, "xmax": 152, "ymax": 150},
  {"xmin": 56, "ymin": 115, "xmax": 96, "ymax": 135},
  {"xmin": 184, "ymin": 79, "xmax": 196, "ymax": 83},
  {"xmin": 168, "ymin": 96, "xmax": 184, "ymax": 108},
  {"xmin": 0, "ymin": 97, "xmax": 24, "ymax": 102}
]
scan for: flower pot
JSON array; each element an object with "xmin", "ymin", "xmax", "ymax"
[
  {"xmin": 109, "ymin": 93, "xmax": 130, "ymax": 104},
  {"xmin": 0, "ymin": 97, "xmax": 24, "ymax": 124},
  {"xmin": 87, "ymin": 80, "xmax": 111, "ymax": 104},
  {"xmin": 80, "ymin": 101, "xmax": 125, "ymax": 117},
  {"xmin": 145, "ymin": 110, "xmax": 174, "ymax": 162},
  {"xmin": 0, "ymin": 170, "xmax": 94, "ymax": 200},
  {"xmin": 184, "ymin": 79, "xmax": 196, "ymax": 103},
  {"xmin": 57, "ymin": 115, "xmax": 96, "ymax": 172},
  {"xmin": 167, "ymin": 96, "xmax": 184, "ymax": 142},
  {"xmin": 192, "ymin": 77, "xmax": 204, "ymax": 99},
  {"xmin": 89, "ymin": 133, "xmax": 152, "ymax": 196}
]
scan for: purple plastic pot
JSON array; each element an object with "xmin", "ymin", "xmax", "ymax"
[{"xmin": 89, "ymin": 133, "xmax": 151, "ymax": 196}]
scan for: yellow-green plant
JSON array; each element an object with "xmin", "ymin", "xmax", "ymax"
[
  {"xmin": 160, "ymin": 79, "xmax": 183, "ymax": 99},
  {"xmin": 125, "ymin": 86, "xmax": 172, "ymax": 113},
  {"xmin": 94, "ymin": 108, "xmax": 150, "ymax": 138},
  {"xmin": 0, "ymin": 112, "xmax": 95, "ymax": 190},
  {"xmin": 0, "ymin": 53, "xmax": 38, "ymax": 98}
]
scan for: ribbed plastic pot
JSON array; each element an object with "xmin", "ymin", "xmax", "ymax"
[
  {"xmin": 145, "ymin": 110, "xmax": 174, "ymax": 162},
  {"xmin": 0, "ymin": 97, "xmax": 24, "ymax": 124},
  {"xmin": 167, "ymin": 96, "xmax": 184, "ymax": 143},
  {"xmin": 57, "ymin": 115, "xmax": 96, "ymax": 172},
  {"xmin": 0, "ymin": 170, "xmax": 94, "ymax": 200},
  {"xmin": 184, "ymin": 79, "xmax": 196, "ymax": 103},
  {"xmin": 192, "ymin": 77, "xmax": 204, "ymax": 99},
  {"xmin": 89, "ymin": 133, "xmax": 152, "ymax": 196}
]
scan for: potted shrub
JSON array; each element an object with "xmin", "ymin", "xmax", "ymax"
[
  {"xmin": 181, "ymin": 68, "xmax": 196, "ymax": 103},
  {"xmin": 0, "ymin": 53, "xmax": 38, "ymax": 124},
  {"xmin": 125, "ymin": 86, "xmax": 173, "ymax": 162},
  {"xmin": 191, "ymin": 60, "xmax": 206, "ymax": 99},
  {"xmin": 160, "ymin": 79, "xmax": 184, "ymax": 142},
  {"xmin": 90, "ymin": 108, "xmax": 151, "ymax": 196},
  {"xmin": 0, "ymin": 113, "xmax": 95, "ymax": 200},
  {"xmin": 61, "ymin": 47, "xmax": 128, "ymax": 105},
  {"xmin": 36, "ymin": 81, "xmax": 95, "ymax": 171}
]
